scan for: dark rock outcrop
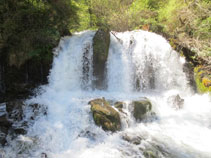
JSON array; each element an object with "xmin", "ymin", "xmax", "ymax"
[
  {"xmin": 132, "ymin": 98, "xmax": 152, "ymax": 121},
  {"xmin": 92, "ymin": 28, "xmax": 110, "ymax": 89},
  {"xmin": 183, "ymin": 62, "xmax": 197, "ymax": 92},
  {"xmin": 0, "ymin": 101, "xmax": 47, "ymax": 146},
  {"xmin": 5, "ymin": 57, "xmax": 52, "ymax": 102},
  {"xmin": 0, "ymin": 52, "xmax": 52, "ymax": 103},
  {"xmin": 0, "ymin": 127, "xmax": 7, "ymax": 145},
  {"xmin": 89, "ymin": 98, "xmax": 121, "ymax": 132},
  {"xmin": 6, "ymin": 100, "xmax": 24, "ymax": 122},
  {"xmin": 0, "ymin": 103, "xmax": 10, "ymax": 145},
  {"xmin": 0, "ymin": 101, "xmax": 27, "ymax": 146}
]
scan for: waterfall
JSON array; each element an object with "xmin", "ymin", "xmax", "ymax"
[
  {"xmin": 107, "ymin": 31, "xmax": 188, "ymax": 92},
  {"xmin": 3, "ymin": 30, "xmax": 211, "ymax": 158}
]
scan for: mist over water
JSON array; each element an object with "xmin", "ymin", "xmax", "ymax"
[{"xmin": 3, "ymin": 30, "xmax": 211, "ymax": 158}]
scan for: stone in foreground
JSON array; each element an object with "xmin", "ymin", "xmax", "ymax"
[
  {"xmin": 132, "ymin": 98, "xmax": 152, "ymax": 121},
  {"xmin": 89, "ymin": 98, "xmax": 121, "ymax": 132}
]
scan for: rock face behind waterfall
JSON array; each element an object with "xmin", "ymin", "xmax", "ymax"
[
  {"xmin": 92, "ymin": 28, "xmax": 110, "ymax": 89},
  {"xmin": 132, "ymin": 98, "xmax": 152, "ymax": 121},
  {"xmin": 89, "ymin": 98, "xmax": 121, "ymax": 132}
]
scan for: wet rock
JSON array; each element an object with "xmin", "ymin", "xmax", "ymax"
[
  {"xmin": 132, "ymin": 98, "xmax": 152, "ymax": 121},
  {"xmin": 29, "ymin": 103, "xmax": 48, "ymax": 118},
  {"xmin": 6, "ymin": 100, "xmax": 24, "ymax": 121},
  {"xmin": 0, "ymin": 104, "xmax": 10, "ymax": 145},
  {"xmin": 183, "ymin": 62, "xmax": 197, "ymax": 92},
  {"xmin": 41, "ymin": 153, "xmax": 48, "ymax": 158},
  {"xmin": 78, "ymin": 130, "xmax": 96, "ymax": 140},
  {"xmin": 122, "ymin": 134, "xmax": 142, "ymax": 145},
  {"xmin": 14, "ymin": 128, "xmax": 27, "ymax": 135},
  {"xmin": 114, "ymin": 102, "xmax": 124, "ymax": 110},
  {"xmin": 173, "ymin": 95, "xmax": 184, "ymax": 109},
  {"xmin": 0, "ymin": 101, "xmax": 31, "ymax": 146},
  {"xmin": 0, "ymin": 103, "xmax": 11, "ymax": 127},
  {"xmin": 0, "ymin": 127, "xmax": 7, "ymax": 145},
  {"xmin": 92, "ymin": 28, "xmax": 110, "ymax": 89},
  {"xmin": 5, "ymin": 83, "xmax": 34, "ymax": 102},
  {"xmin": 89, "ymin": 98, "xmax": 121, "ymax": 132},
  {"xmin": 3, "ymin": 56, "xmax": 52, "ymax": 102},
  {"xmin": 114, "ymin": 102, "xmax": 125, "ymax": 113},
  {"xmin": 168, "ymin": 94, "xmax": 184, "ymax": 109},
  {"xmin": 0, "ymin": 114, "xmax": 11, "ymax": 127},
  {"xmin": 140, "ymin": 142, "xmax": 173, "ymax": 158},
  {"xmin": 143, "ymin": 150, "xmax": 157, "ymax": 158}
]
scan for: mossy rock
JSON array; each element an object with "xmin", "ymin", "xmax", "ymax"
[
  {"xmin": 143, "ymin": 150, "xmax": 157, "ymax": 158},
  {"xmin": 89, "ymin": 98, "xmax": 121, "ymax": 132},
  {"xmin": 114, "ymin": 101, "xmax": 124, "ymax": 110},
  {"xmin": 122, "ymin": 134, "xmax": 142, "ymax": 145},
  {"xmin": 132, "ymin": 98, "xmax": 152, "ymax": 121},
  {"xmin": 92, "ymin": 28, "xmax": 110, "ymax": 89}
]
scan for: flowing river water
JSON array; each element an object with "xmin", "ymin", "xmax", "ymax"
[{"xmin": 3, "ymin": 30, "xmax": 211, "ymax": 158}]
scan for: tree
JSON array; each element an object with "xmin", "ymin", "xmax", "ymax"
[{"xmin": 0, "ymin": 0, "xmax": 79, "ymax": 66}]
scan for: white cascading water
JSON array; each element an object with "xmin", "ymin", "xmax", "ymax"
[{"xmin": 3, "ymin": 30, "xmax": 211, "ymax": 158}]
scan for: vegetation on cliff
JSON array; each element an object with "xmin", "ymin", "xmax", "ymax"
[
  {"xmin": 194, "ymin": 66, "xmax": 211, "ymax": 94},
  {"xmin": 0, "ymin": 0, "xmax": 78, "ymax": 66}
]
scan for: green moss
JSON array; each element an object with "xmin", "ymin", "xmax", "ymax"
[
  {"xmin": 133, "ymin": 99, "xmax": 152, "ymax": 121},
  {"xmin": 143, "ymin": 150, "xmax": 156, "ymax": 158},
  {"xmin": 194, "ymin": 67, "xmax": 211, "ymax": 94},
  {"xmin": 89, "ymin": 98, "xmax": 121, "ymax": 132},
  {"xmin": 0, "ymin": 0, "xmax": 78, "ymax": 67}
]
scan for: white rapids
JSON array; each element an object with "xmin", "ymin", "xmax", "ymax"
[{"xmin": 3, "ymin": 30, "xmax": 211, "ymax": 158}]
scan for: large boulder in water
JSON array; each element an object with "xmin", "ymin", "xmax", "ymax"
[
  {"xmin": 89, "ymin": 98, "xmax": 121, "ymax": 132},
  {"xmin": 132, "ymin": 98, "xmax": 152, "ymax": 121},
  {"xmin": 92, "ymin": 28, "xmax": 110, "ymax": 89}
]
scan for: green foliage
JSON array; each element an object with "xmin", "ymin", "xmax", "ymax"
[
  {"xmin": 158, "ymin": 0, "xmax": 184, "ymax": 24},
  {"xmin": 71, "ymin": 0, "xmax": 97, "ymax": 31},
  {"xmin": 194, "ymin": 67, "xmax": 211, "ymax": 94},
  {"xmin": 0, "ymin": 0, "xmax": 210, "ymax": 66},
  {"xmin": 0, "ymin": 0, "xmax": 79, "ymax": 66},
  {"xmin": 130, "ymin": 0, "xmax": 161, "ymax": 11},
  {"xmin": 72, "ymin": 0, "xmax": 134, "ymax": 31}
]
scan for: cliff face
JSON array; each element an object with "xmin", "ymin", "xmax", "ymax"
[
  {"xmin": 0, "ymin": 0, "xmax": 77, "ymax": 103},
  {"xmin": 0, "ymin": 54, "xmax": 52, "ymax": 103}
]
